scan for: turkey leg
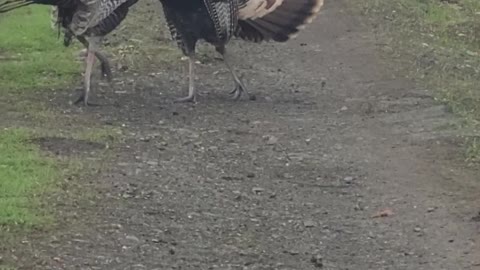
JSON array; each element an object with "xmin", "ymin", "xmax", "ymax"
[
  {"xmin": 175, "ymin": 55, "xmax": 197, "ymax": 103},
  {"xmin": 74, "ymin": 40, "xmax": 97, "ymax": 106},
  {"xmin": 216, "ymin": 46, "xmax": 253, "ymax": 100},
  {"xmin": 77, "ymin": 36, "xmax": 113, "ymax": 81}
]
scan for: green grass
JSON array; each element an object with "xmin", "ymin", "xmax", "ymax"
[
  {"xmin": 0, "ymin": 6, "xmax": 80, "ymax": 91},
  {"xmin": 0, "ymin": 267, "xmax": 16, "ymax": 270},
  {"xmin": 0, "ymin": 6, "xmax": 86, "ymax": 230},
  {"xmin": 0, "ymin": 129, "xmax": 58, "ymax": 228},
  {"xmin": 355, "ymin": 0, "xmax": 480, "ymax": 162}
]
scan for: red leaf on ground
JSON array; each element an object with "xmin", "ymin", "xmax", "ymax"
[{"xmin": 372, "ymin": 208, "xmax": 394, "ymax": 218}]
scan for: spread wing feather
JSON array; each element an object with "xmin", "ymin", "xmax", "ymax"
[{"xmin": 236, "ymin": 0, "xmax": 324, "ymax": 42}]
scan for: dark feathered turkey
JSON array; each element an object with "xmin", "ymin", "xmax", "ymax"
[
  {"xmin": 158, "ymin": 0, "xmax": 324, "ymax": 102},
  {"xmin": 0, "ymin": 0, "xmax": 138, "ymax": 106}
]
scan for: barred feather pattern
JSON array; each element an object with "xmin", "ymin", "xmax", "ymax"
[
  {"xmin": 87, "ymin": 0, "xmax": 138, "ymax": 36},
  {"xmin": 203, "ymin": 0, "xmax": 239, "ymax": 43},
  {"xmin": 55, "ymin": 0, "xmax": 129, "ymax": 36},
  {"xmin": 68, "ymin": 0, "xmax": 101, "ymax": 35},
  {"xmin": 161, "ymin": 5, "xmax": 185, "ymax": 52},
  {"xmin": 48, "ymin": 0, "xmax": 137, "ymax": 42}
]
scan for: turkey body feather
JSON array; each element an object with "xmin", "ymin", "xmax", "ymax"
[{"xmin": 158, "ymin": 0, "xmax": 324, "ymax": 102}]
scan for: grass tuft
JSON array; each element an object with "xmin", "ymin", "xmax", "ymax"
[
  {"xmin": 354, "ymin": 0, "xmax": 480, "ymax": 161},
  {"xmin": 0, "ymin": 128, "xmax": 58, "ymax": 228},
  {"xmin": 0, "ymin": 6, "xmax": 80, "ymax": 91}
]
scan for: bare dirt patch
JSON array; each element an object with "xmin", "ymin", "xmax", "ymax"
[{"xmin": 32, "ymin": 137, "xmax": 105, "ymax": 157}]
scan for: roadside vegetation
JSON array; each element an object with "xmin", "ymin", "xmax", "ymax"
[
  {"xmin": 0, "ymin": 129, "xmax": 58, "ymax": 227},
  {"xmin": 0, "ymin": 7, "xmax": 80, "ymax": 90},
  {"xmin": 0, "ymin": 3, "xmax": 115, "ymax": 244},
  {"xmin": 0, "ymin": 6, "xmax": 74, "ymax": 230},
  {"xmin": 354, "ymin": 0, "xmax": 480, "ymax": 163}
]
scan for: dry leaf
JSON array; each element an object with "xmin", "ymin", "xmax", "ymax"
[{"xmin": 372, "ymin": 208, "xmax": 394, "ymax": 218}]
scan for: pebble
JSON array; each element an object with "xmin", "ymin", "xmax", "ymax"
[
  {"xmin": 126, "ymin": 235, "xmax": 140, "ymax": 242},
  {"xmin": 311, "ymin": 254, "xmax": 324, "ymax": 268},
  {"xmin": 304, "ymin": 220, "xmax": 317, "ymax": 228},
  {"xmin": 146, "ymin": 161, "xmax": 158, "ymax": 166},
  {"xmin": 354, "ymin": 204, "xmax": 364, "ymax": 211},
  {"xmin": 287, "ymin": 250, "xmax": 300, "ymax": 255},
  {"xmin": 265, "ymin": 135, "xmax": 279, "ymax": 145},
  {"xmin": 414, "ymin": 227, "xmax": 422, "ymax": 233},
  {"xmin": 252, "ymin": 187, "xmax": 265, "ymax": 194},
  {"xmin": 344, "ymin": 176, "xmax": 354, "ymax": 183}
]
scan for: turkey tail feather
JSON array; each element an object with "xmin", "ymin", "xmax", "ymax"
[
  {"xmin": 0, "ymin": 0, "xmax": 35, "ymax": 13},
  {"xmin": 237, "ymin": 0, "xmax": 324, "ymax": 42}
]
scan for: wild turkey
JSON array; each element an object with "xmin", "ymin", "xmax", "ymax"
[
  {"xmin": 0, "ymin": 0, "xmax": 139, "ymax": 106},
  {"xmin": 158, "ymin": 0, "xmax": 324, "ymax": 102}
]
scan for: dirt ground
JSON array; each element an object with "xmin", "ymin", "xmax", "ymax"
[{"xmin": 4, "ymin": 0, "xmax": 480, "ymax": 269}]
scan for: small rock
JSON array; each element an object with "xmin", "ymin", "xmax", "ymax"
[
  {"xmin": 287, "ymin": 250, "xmax": 300, "ymax": 255},
  {"xmin": 427, "ymin": 207, "xmax": 436, "ymax": 213},
  {"xmin": 122, "ymin": 193, "xmax": 133, "ymax": 199},
  {"xmin": 304, "ymin": 220, "xmax": 317, "ymax": 228},
  {"xmin": 340, "ymin": 106, "xmax": 348, "ymax": 111},
  {"xmin": 311, "ymin": 254, "xmax": 324, "ymax": 268},
  {"xmin": 126, "ymin": 235, "xmax": 140, "ymax": 242},
  {"xmin": 264, "ymin": 135, "xmax": 279, "ymax": 145},
  {"xmin": 472, "ymin": 211, "xmax": 480, "ymax": 222},
  {"xmin": 414, "ymin": 227, "xmax": 422, "ymax": 233},
  {"xmin": 252, "ymin": 187, "xmax": 265, "ymax": 194},
  {"xmin": 221, "ymin": 175, "xmax": 244, "ymax": 181},
  {"xmin": 246, "ymin": 172, "xmax": 256, "ymax": 178},
  {"xmin": 146, "ymin": 161, "xmax": 158, "ymax": 166},
  {"xmin": 139, "ymin": 137, "xmax": 150, "ymax": 142},
  {"xmin": 263, "ymin": 135, "xmax": 278, "ymax": 145},
  {"xmin": 354, "ymin": 204, "xmax": 363, "ymax": 211},
  {"xmin": 344, "ymin": 176, "xmax": 354, "ymax": 183}
]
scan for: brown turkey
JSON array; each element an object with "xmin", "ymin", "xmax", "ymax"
[{"xmin": 158, "ymin": 0, "xmax": 324, "ymax": 102}]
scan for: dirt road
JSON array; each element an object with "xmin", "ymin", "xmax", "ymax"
[{"xmin": 11, "ymin": 0, "xmax": 480, "ymax": 269}]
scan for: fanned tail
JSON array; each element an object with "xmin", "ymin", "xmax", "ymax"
[{"xmin": 236, "ymin": 0, "xmax": 324, "ymax": 42}]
